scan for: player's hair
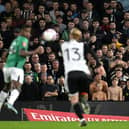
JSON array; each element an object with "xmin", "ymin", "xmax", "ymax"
[
  {"xmin": 70, "ymin": 28, "xmax": 82, "ymax": 41},
  {"xmin": 21, "ymin": 25, "xmax": 31, "ymax": 31}
]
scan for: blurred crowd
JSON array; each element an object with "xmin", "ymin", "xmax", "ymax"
[{"xmin": 0, "ymin": 0, "xmax": 129, "ymax": 101}]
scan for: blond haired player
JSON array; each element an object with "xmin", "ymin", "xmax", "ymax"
[{"xmin": 61, "ymin": 28, "xmax": 105, "ymax": 126}]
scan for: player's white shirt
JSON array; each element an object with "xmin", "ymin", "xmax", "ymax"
[{"xmin": 61, "ymin": 39, "xmax": 91, "ymax": 76}]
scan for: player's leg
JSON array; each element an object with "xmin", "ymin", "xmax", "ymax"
[
  {"xmin": 5, "ymin": 68, "xmax": 23, "ymax": 114},
  {"xmin": 67, "ymin": 71, "xmax": 87, "ymax": 127},
  {"xmin": 69, "ymin": 94, "xmax": 84, "ymax": 119},
  {"xmin": 7, "ymin": 80, "xmax": 22, "ymax": 106},
  {"xmin": 80, "ymin": 93, "xmax": 90, "ymax": 114},
  {"xmin": 0, "ymin": 84, "xmax": 10, "ymax": 111},
  {"xmin": 0, "ymin": 68, "xmax": 11, "ymax": 111},
  {"xmin": 4, "ymin": 80, "xmax": 21, "ymax": 114},
  {"xmin": 69, "ymin": 93, "xmax": 87, "ymax": 127},
  {"xmin": 79, "ymin": 73, "xmax": 91, "ymax": 114}
]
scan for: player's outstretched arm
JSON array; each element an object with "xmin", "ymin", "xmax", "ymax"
[{"xmin": 19, "ymin": 46, "xmax": 44, "ymax": 56}]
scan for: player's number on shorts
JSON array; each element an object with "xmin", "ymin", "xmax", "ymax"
[{"xmin": 64, "ymin": 48, "xmax": 81, "ymax": 61}]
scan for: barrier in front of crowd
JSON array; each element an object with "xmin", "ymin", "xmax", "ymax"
[
  {"xmin": 0, "ymin": 101, "xmax": 129, "ymax": 120},
  {"xmin": 23, "ymin": 108, "xmax": 129, "ymax": 122}
]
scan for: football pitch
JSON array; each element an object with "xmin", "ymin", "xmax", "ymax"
[{"xmin": 0, "ymin": 121, "xmax": 129, "ymax": 129}]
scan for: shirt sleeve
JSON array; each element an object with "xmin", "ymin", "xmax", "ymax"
[{"xmin": 84, "ymin": 43, "xmax": 101, "ymax": 68}]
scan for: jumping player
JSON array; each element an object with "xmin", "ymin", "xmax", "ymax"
[{"xmin": 0, "ymin": 25, "xmax": 43, "ymax": 114}]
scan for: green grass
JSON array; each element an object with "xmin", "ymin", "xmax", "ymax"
[{"xmin": 0, "ymin": 121, "xmax": 129, "ymax": 129}]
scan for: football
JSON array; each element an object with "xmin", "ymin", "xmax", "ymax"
[{"xmin": 43, "ymin": 28, "xmax": 57, "ymax": 41}]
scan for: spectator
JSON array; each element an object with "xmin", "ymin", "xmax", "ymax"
[
  {"xmin": 92, "ymin": 83, "xmax": 107, "ymax": 101},
  {"xmin": 25, "ymin": 19, "xmax": 33, "ymax": 27},
  {"xmin": 10, "ymin": 0, "xmax": 19, "ymax": 10},
  {"xmin": 61, "ymin": 20, "xmax": 75, "ymax": 41},
  {"xmin": 34, "ymin": 62, "xmax": 41, "ymax": 74},
  {"xmin": 21, "ymin": 2, "xmax": 33, "ymax": 20},
  {"xmin": 79, "ymin": 10, "xmax": 88, "ymax": 27},
  {"xmin": 44, "ymin": 12, "xmax": 54, "ymax": 28},
  {"xmin": 47, "ymin": 52, "xmax": 56, "ymax": 71},
  {"xmin": 0, "ymin": 48, "xmax": 8, "ymax": 62},
  {"xmin": 49, "ymin": 1, "xmax": 63, "ymax": 21},
  {"xmin": 29, "ymin": 37, "xmax": 41, "ymax": 50},
  {"xmin": 103, "ymin": 6, "xmax": 115, "ymax": 22},
  {"xmin": 56, "ymin": 15, "xmax": 66, "ymax": 33},
  {"xmin": 36, "ymin": 4, "xmax": 45, "ymax": 19},
  {"xmin": 123, "ymin": 79, "xmax": 129, "ymax": 101},
  {"xmin": 103, "ymin": 22, "xmax": 119, "ymax": 45},
  {"xmin": 41, "ymin": 75, "xmax": 58, "ymax": 101},
  {"xmin": 35, "ymin": 18, "xmax": 46, "ymax": 37},
  {"xmin": 64, "ymin": 9, "xmax": 73, "ymax": 24},
  {"xmin": 80, "ymin": 19, "xmax": 89, "ymax": 32},
  {"xmin": 12, "ymin": 7, "xmax": 25, "ymax": 28},
  {"xmin": 82, "ymin": 30, "xmax": 91, "ymax": 43},
  {"xmin": 70, "ymin": 3, "xmax": 79, "ymax": 19},
  {"xmin": 108, "ymin": 77, "xmax": 123, "ymax": 101},
  {"xmin": 73, "ymin": 17, "xmax": 80, "ymax": 28},
  {"xmin": 115, "ymin": 69, "xmax": 128, "ymax": 88},
  {"xmin": 124, "ymin": 42, "xmax": 129, "ymax": 61},
  {"xmin": 101, "ymin": 44, "xmax": 108, "ymax": 57},
  {"xmin": 40, "ymin": 63, "xmax": 48, "ymax": 75},
  {"xmin": 24, "ymin": 62, "xmax": 33, "ymax": 77},
  {"xmin": 61, "ymin": 1, "xmax": 69, "ymax": 16},
  {"xmin": 96, "ymin": 49, "xmax": 109, "ymax": 75},
  {"xmin": 40, "ymin": 71, "xmax": 47, "ymax": 83},
  {"xmin": 0, "ymin": 0, "xmax": 5, "ymax": 14},
  {"xmin": 33, "ymin": 63, "xmax": 41, "ymax": 83},
  {"xmin": 37, "ymin": 45, "xmax": 46, "ymax": 64},
  {"xmin": 106, "ymin": 49, "xmax": 115, "ymax": 62},
  {"xmin": 30, "ymin": 54, "xmax": 40, "ymax": 70},
  {"xmin": 57, "ymin": 76, "xmax": 68, "ymax": 101},
  {"xmin": 85, "ymin": 2, "xmax": 100, "ymax": 23},
  {"xmin": 102, "ymin": 0, "xmax": 110, "ymax": 13},
  {"xmin": 120, "ymin": 20, "xmax": 129, "ymax": 37},
  {"xmin": 101, "ymin": 16, "xmax": 110, "ymax": 32},
  {"xmin": 45, "ymin": 46, "xmax": 53, "ymax": 55},
  {"xmin": 5, "ymin": 17, "xmax": 13, "ymax": 30},
  {"xmin": 110, "ymin": 0, "xmax": 123, "ymax": 24},
  {"xmin": 109, "ymin": 52, "xmax": 127, "ymax": 70},
  {"xmin": 0, "ymin": 20, "xmax": 13, "ymax": 48},
  {"xmin": 49, "ymin": 59, "xmax": 64, "ymax": 83},
  {"xmin": 122, "ymin": 11, "xmax": 129, "ymax": 25},
  {"xmin": 29, "ymin": 12, "xmax": 37, "ymax": 24},
  {"xmin": 89, "ymin": 73, "xmax": 108, "ymax": 99},
  {"xmin": 82, "ymin": 0, "xmax": 89, "ymax": 9},
  {"xmin": 19, "ymin": 75, "xmax": 41, "ymax": 101},
  {"xmin": 0, "ymin": 2, "xmax": 12, "ymax": 21}
]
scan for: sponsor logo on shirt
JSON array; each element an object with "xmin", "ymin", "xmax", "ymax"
[{"xmin": 22, "ymin": 42, "xmax": 26, "ymax": 47}]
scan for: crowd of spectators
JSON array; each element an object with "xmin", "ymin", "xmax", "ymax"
[{"xmin": 0, "ymin": 0, "xmax": 129, "ymax": 101}]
